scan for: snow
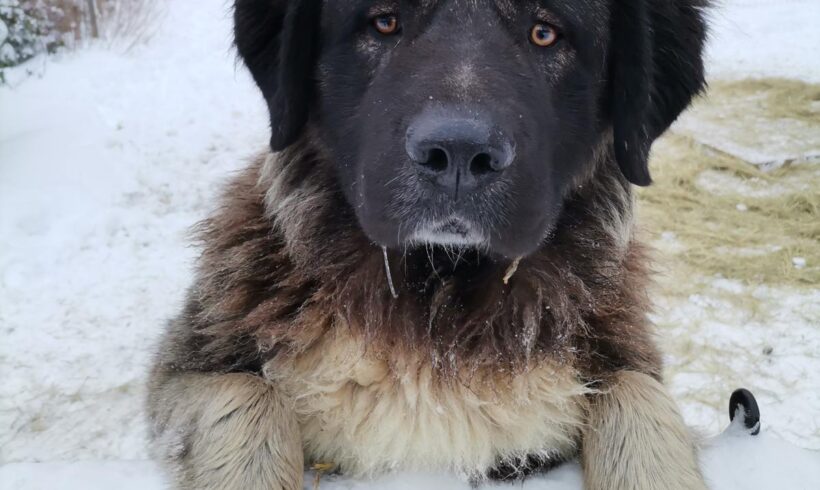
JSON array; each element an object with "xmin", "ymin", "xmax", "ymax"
[
  {"xmin": 1, "ymin": 0, "xmax": 818, "ymax": 488},
  {"xmin": 657, "ymin": 281, "xmax": 820, "ymax": 450},
  {"xmin": 699, "ymin": 412, "xmax": 820, "ymax": 490},
  {"xmin": 0, "ymin": 461, "xmax": 165, "ymax": 490},
  {"xmin": 0, "ymin": 0, "xmax": 266, "ymax": 463},
  {"xmin": 706, "ymin": 0, "xmax": 820, "ymax": 83},
  {"xmin": 2, "ymin": 423, "xmax": 818, "ymax": 490}
]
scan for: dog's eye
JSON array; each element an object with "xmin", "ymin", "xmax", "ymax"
[
  {"xmin": 530, "ymin": 23, "xmax": 559, "ymax": 47},
  {"xmin": 373, "ymin": 15, "xmax": 400, "ymax": 36}
]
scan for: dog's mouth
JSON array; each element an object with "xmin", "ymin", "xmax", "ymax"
[
  {"xmin": 438, "ymin": 219, "xmax": 470, "ymax": 236},
  {"xmin": 409, "ymin": 217, "xmax": 486, "ymax": 247}
]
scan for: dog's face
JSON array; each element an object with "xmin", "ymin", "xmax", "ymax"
[
  {"xmin": 235, "ymin": 0, "xmax": 706, "ymax": 258},
  {"xmin": 316, "ymin": 1, "xmax": 609, "ymax": 258}
]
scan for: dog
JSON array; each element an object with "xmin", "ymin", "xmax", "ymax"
[{"xmin": 146, "ymin": 1, "xmax": 709, "ymax": 489}]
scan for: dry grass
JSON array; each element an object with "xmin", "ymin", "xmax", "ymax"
[
  {"xmin": 639, "ymin": 135, "xmax": 820, "ymax": 286},
  {"xmin": 673, "ymin": 78, "xmax": 820, "ymax": 168},
  {"xmin": 638, "ymin": 79, "xmax": 820, "ymax": 290},
  {"xmin": 711, "ymin": 78, "xmax": 820, "ymax": 122},
  {"xmin": 42, "ymin": 0, "xmax": 161, "ymax": 48},
  {"xmin": 96, "ymin": 0, "xmax": 161, "ymax": 49}
]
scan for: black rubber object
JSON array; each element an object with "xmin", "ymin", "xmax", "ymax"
[{"xmin": 729, "ymin": 388, "xmax": 761, "ymax": 436}]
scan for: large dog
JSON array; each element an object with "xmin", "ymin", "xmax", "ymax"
[{"xmin": 147, "ymin": 1, "xmax": 709, "ymax": 488}]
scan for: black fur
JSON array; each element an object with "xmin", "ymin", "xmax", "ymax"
[
  {"xmin": 609, "ymin": 0, "xmax": 708, "ymax": 185},
  {"xmin": 234, "ymin": 0, "xmax": 707, "ymax": 258},
  {"xmin": 234, "ymin": 0, "xmax": 321, "ymax": 150}
]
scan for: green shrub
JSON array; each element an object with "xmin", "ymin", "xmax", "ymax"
[{"xmin": 0, "ymin": 0, "xmax": 64, "ymax": 83}]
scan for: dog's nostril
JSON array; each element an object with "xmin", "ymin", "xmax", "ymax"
[
  {"xmin": 470, "ymin": 152, "xmax": 495, "ymax": 175},
  {"xmin": 420, "ymin": 147, "xmax": 449, "ymax": 173},
  {"xmin": 406, "ymin": 113, "xmax": 515, "ymax": 186}
]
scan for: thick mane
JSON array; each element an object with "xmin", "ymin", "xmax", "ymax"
[
  {"xmin": 162, "ymin": 133, "xmax": 661, "ymax": 382},
  {"xmin": 147, "ymin": 3, "xmax": 710, "ymax": 486}
]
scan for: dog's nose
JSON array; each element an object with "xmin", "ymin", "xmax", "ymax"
[{"xmin": 406, "ymin": 115, "xmax": 515, "ymax": 198}]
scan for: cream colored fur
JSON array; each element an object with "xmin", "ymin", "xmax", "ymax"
[
  {"xmin": 581, "ymin": 371, "xmax": 707, "ymax": 490},
  {"xmin": 150, "ymin": 334, "xmax": 707, "ymax": 489},
  {"xmin": 263, "ymin": 328, "xmax": 592, "ymax": 480},
  {"xmin": 149, "ymin": 373, "xmax": 303, "ymax": 490}
]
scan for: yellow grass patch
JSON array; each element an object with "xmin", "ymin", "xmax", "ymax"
[{"xmin": 638, "ymin": 80, "xmax": 820, "ymax": 290}]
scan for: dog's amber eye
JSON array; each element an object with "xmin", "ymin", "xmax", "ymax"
[
  {"xmin": 530, "ymin": 23, "xmax": 558, "ymax": 47},
  {"xmin": 373, "ymin": 15, "xmax": 400, "ymax": 35}
]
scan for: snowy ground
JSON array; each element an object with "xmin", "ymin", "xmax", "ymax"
[
  {"xmin": 1, "ymin": 0, "xmax": 818, "ymax": 488},
  {"xmin": 706, "ymin": 0, "xmax": 820, "ymax": 82},
  {"xmin": 3, "ymin": 416, "xmax": 819, "ymax": 490}
]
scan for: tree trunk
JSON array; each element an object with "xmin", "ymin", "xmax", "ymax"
[{"xmin": 85, "ymin": 0, "xmax": 99, "ymax": 38}]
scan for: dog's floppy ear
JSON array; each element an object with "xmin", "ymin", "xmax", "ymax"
[
  {"xmin": 234, "ymin": 0, "xmax": 321, "ymax": 151},
  {"xmin": 609, "ymin": 0, "xmax": 708, "ymax": 186}
]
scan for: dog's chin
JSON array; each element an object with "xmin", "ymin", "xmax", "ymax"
[{"xmin": 407, "ymin": 218, "xmax": 487, "ymax": 250}]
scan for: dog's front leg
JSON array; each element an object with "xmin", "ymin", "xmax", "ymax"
[
  {"xmin": 582, "ymin": 371, "xmax": 707, "ymax": 490},
  {"xmin": 147, "ymin": 372, "xmax": 303, "ymax": 490}
]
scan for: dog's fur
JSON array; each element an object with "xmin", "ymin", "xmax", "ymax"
[
  {"xmin": 582, "ymin": 371, "xmax": 706, "ymax": 490},
  {"xmin": 147, "ymin": 1, "xmax": 709, "ymax": 488}
]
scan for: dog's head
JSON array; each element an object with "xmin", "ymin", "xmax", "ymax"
[{"xmin": 235, "ymin": 0, "xmax": 707, "ymax": 258}]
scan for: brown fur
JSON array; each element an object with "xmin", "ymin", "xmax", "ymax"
[
  {"xmin": 147, "ymin": 373, "xmax": 303, "ymax": 490},
  {"xmin": 582, "ymin": 371, "xmax": 706, "ymax": 490},
  {"xmin": 152, "ymin": 133, "xmax": 660, "ymax": 380},
  {"xmin": 147, "ymin": 132, "xmax": 677, "ymax": 486}
]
